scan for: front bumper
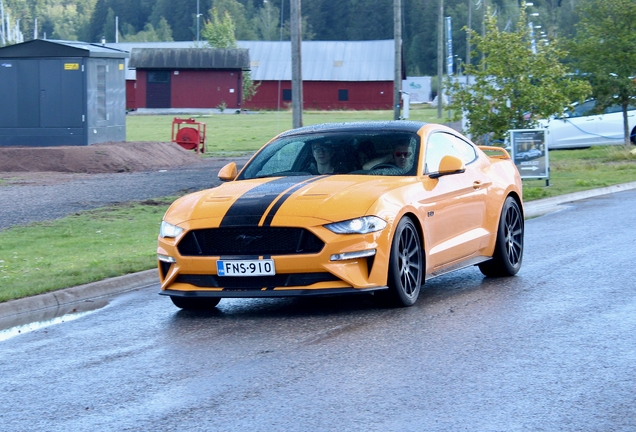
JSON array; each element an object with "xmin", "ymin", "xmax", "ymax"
[{"xmin": 160, "ymin": 286, "xmax": 388, "ymax": 299}]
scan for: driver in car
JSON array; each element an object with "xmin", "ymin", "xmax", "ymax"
[
  {"xmin": 363, "ymin": 140, "xmax": 414, "ymax": 172},
  {"xmin": 392, "ymin": 143, "xmax": 413, "ymax": 170}
]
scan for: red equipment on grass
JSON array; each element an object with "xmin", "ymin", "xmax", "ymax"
[{"xmin": 171, "ymin": 118, "xmax": 207, "ymax": 154}]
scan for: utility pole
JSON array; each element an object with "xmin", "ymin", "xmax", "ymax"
[
  {"xmin": 466, "ymin": 0, "xmax": 471, "ymax": 86},
  {"xmin": 290, "ymin": 0, "xmax": 303, "ymax": 128},
  {"xmin": 437, "ymin": 0, "xmax": 444, "ymax": 118},
  {"xmin": 393, "ymin": 0, "xmax": 402, "ymax": 120},
  {"xmin": 481, "ymin": 0, "xmax": 487, "ymax": 67}
]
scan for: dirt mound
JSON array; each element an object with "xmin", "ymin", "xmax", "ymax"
[{"xmin": 0, "ymin": 141, "xmax": 204, "ymax": 174}]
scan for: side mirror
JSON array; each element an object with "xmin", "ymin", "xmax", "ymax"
[
  {"xmin": 218, "ymin": 162, "xmax": 237, "ymax": 181},
  {"xmin": 429, "ymin": 155, "xmax": 465, "ymax": 179}
]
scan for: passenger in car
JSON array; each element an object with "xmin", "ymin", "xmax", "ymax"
[{"xmin": 309, "ymin": 143, "xmax": 335, "ymax": 174}]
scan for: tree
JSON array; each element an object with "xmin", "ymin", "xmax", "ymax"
[
  {"xmin": 148, "ymin": 0, "xmax": 204, "ymax": 41},
  {"xmin": 155, "ymin": 16, "xmax": 173, "ymax": 40},
  {"xmin": 201, "ymin": 7, "xmax": 236, "ymax": 48},
  {"xmin": 253, "ymin": 0, "xmax": 279, "ymax": 40},
  {"xmin": 102, "ymin": 6, "xmax": 115, "ymax": 41},
  {"xmin": 202, "ymin": 7, "xmax": 259, "ymax": 105},
  {"xmin": 446, "ymin": 6, "xmax": 590, "ymax": 144},
  {"xmin": 121, "ymin": 19, "xmax": 173, "ymax": 42},
  {"xmin": 242, "ymin": 70, "xmax": 260, "ymax": 103},
  {"xmin": 280, "ymin": 14, "xmax": 314, "ymax": 40},
  {"xmin": 570, "ymin": 0, "xmax": 636, "ymax": 148},
  {"xmin": 212, "ymin": 0, "xmax": 256, "ymax": 40}
]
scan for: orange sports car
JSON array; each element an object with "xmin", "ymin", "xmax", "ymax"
[{"xmin": 157, "ymin": 121, "xmax": 524, "ymax": 309}]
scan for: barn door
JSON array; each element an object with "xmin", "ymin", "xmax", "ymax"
[{"xmin": 146, "ymin": 70, "xmax": 171, "ymax": 108}]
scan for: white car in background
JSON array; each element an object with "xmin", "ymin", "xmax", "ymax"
[{"xmin": 538, "ymin": 99, "xmax": 636, "ymax": 149}]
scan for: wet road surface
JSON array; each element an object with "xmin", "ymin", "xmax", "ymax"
[{"xmin": 0, "ymin": 190, "xmax": 635, "ymax": 431}]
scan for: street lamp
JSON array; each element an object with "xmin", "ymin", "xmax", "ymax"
[
  {"xmin": 196, "ymin": 0, "xmax": 201, "ymax": 44},
  {"xmin": 526, "ymin": 2, "xmax": 540, "ymax": 54}
]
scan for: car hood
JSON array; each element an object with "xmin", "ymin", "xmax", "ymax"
[{"xmin": 166, "ymin": 175, "xmax": 411, "ymax": 226}]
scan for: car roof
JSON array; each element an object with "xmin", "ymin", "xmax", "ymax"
[{"xmin": 277, "ymin": 121, "xmax": 428, "ymax": 139}]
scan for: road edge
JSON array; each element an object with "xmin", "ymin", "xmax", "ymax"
[
  {"xmin": 0, "ymin": 269, "xmax": 158, "ymax": 319},
  {"xmin": 2, "ymin": 180, "xmax": 636, "ymax": 320}
]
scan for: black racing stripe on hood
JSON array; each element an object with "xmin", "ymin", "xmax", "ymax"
[
  {"xmin": 220, "ymin": 176, "xmax": 315, "ymax": 227},
  {"xmin": 262, "ymin": 176, "xmax": 324, "ymax": 226}
]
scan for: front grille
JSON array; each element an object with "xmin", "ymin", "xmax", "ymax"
[
  {"xmin": 177, "ymin": 227, "xmax": 324, "ymax": 256},
  {"xmin": 175, "ymin": 272, "xmax": 339, "ymax": 289}
]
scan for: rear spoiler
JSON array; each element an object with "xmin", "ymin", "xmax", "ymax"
[{"xmin": 478, "ymin": 146, "xmax": 511, "ymax": 160}]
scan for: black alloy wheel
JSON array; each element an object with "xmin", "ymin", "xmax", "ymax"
[
  {"xmin": 479, "ymin": 196, "xmax": 524, "ymax": 277},
  {"xmin": 381, "ymin": 217, "xmax": 423, "ymax": 307}
]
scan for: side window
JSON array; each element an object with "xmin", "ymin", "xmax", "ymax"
[
  {"xmin": 604, "ymin": 105, "xmax": 623, "ymax": 114},
  {"xmin": 572, "ymin": 100, "xmax": 596, "ymax": 117},
  {"xmin": 258, "ymin": 141, "xmax": 304, "ymax": 175},
  {"xmin": 424, "ymin": 132, "xmax": 477, "ymax": 174},
  {"xmin": 450, "ymin": 135, "xmax": 477, "ymax": 163}
]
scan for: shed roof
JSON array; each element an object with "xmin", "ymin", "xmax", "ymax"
[
  {"xmin": 0, "ymin": 39, "xmax": 128, "ymax": 59},
  {"xmin": 106, "ymin": 40, "xmax": 400, "ymax": 82},
  {"xmin": 128, "ymin": 48, "xmax": 249, "ymax": 70},
  {"xmin": 239, "ymin": 40, "xmax": 397, "ymax": 82}
]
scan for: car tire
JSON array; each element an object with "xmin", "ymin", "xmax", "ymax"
[
  {"xmin": 479, "ymin": 196, "xmax": 524, "ymax": 277},
  {"xmin": 378, "ymin": 217, "xmax": 423, "ymax": 307},
  {"xmin": 170, "ymin": 296, "xmax": 221, "ymax": 310}
]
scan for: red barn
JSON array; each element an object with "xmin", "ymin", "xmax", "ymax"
[
  {"xmin": 239, "ymin": 40, "xmax": 400, "ymax": 110},
  {"xmin": 110, "ymin": 40, "xmax": 401, "ymax": 111},
  {"xmin": 127, "ymin": 47, "xmax": 249, "ymax": 110}
]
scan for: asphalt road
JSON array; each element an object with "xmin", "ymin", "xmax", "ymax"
[{"xmin": 0, "ymin": 189, "xmax": 635, "ymax": 431}]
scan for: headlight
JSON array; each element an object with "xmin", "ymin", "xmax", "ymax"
[
  {"xmin": 160, "ymin": 220, "xmax": 184, "ymax": 238},
  {"xmin": 324, "ymin": 216, "xmax": 387, "ymax": 234}
]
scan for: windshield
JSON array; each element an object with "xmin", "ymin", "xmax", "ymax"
[{"xmin": 239, "ymin": 131, "xmax": 420, "ymax": 180}]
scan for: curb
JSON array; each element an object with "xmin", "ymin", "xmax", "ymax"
[
  {"xmin": 523, "ymin": 180, "xmax": 636, "ymax": 218},
  {"xmin": 2, "ymin": 181, "xmax": 636, "ymax": 320},
  {"xmin": 0, "ymin": 269, "xmax": 158, "ymax": 319}
]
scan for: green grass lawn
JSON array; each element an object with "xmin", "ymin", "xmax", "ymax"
[
  {"xmin": 1, "ymin": 108, "xmax": 635, "ymax": 303},
  {"xmin": 127, "ymin": 106, "xmax": 445, "ymax": 154},
  {"xmin": 522, "ymin": 146, "xmax": 636, "ymax": 200}
]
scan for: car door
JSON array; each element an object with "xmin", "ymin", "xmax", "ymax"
[
  {"xmin": 596, "ymin": 104, "xmax": 635, "ymax": 144},
  {"xmin": 546, "ymin": 100, "xmax": 600, "ymax": 148},
  {"xmin": 419, "ymin": 132, "xmax": 492, "ymax": 270}
]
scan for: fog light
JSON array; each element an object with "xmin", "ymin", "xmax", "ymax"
[
  {"xmin": 158, "ymin": 254, "xmax": 176, "ymax": 263},
  {"xmin": 330, "ymin": 249, "xmax": 376, "ymax": 261}
]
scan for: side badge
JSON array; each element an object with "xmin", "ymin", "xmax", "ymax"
[{"xmin": 427, "ymin": 211, "xmax": 434, "ymax": 217}]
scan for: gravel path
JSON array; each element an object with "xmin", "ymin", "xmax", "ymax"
[{"xmin": 0, "ymin": 157, "xmax": 250, "ymax": 231}]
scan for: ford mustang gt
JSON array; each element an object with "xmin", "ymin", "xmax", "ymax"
[{"xmin": 157, "ymin": 121, "xmax": 524, "ymax": 309}]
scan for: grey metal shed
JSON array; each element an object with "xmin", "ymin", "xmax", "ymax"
[{"xmin": 0, "ymin": 39, "xmax": 128, "ymax": 147}]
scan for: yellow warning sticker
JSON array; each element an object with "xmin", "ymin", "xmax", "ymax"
[
  {"xmin": 64, "ymin": 63, "xmax": 79, "ymax": 70},
  {"xmin": 119, "ymin": 63, "xmax": 124, "ymax": 70}
]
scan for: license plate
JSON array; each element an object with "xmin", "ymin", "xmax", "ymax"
[{"xmin": 216, "ymin": 259, "xmax": 276, "ymax": 277}]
